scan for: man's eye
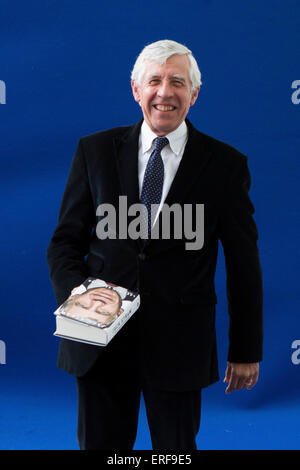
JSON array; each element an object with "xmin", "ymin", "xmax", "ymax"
[
  {"xmin": 75, "ymin": 302, "xmax": 88, "ymax": 309},
  {"xmin": 173, "ymin": 81, "xmax": 183, "ymax": 87},
  {"xmin": 96, "ymin": 309, "xmax": 109, "ymax": 315},
  {"xmin": 149, "ymin": 80, "xmax": 160, "ymax": 85}
]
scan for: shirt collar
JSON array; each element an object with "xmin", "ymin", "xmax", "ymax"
[{"xmin": 141, "ymin": 120, "xmax": 188, "ymax": 156}]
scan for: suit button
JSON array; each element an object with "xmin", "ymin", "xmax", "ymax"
[{"xmin": 138, "ymin": 253, "xmax": 147, "ymax": 261}]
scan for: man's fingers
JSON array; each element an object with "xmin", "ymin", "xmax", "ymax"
[
  {"xmin": 225, "ymin": 374, "xmax": 239, "ymax": 394},
  {"xmin": 225, "ymin": 373, "xmax": 258, "ymax": 393},
  {"xmin": 225, "ymin": 362, "xmax": 260, "ymax": 393},
  {"xmin": 223, "ymin": 363, "xmax": 231, "ymax": 383},
  {"xmin": 245, "ymin": 373, "xmax": 259, "ymax": 390},
  {"xmin": 245, "ymin": 369, "xmax": 259, "ymax": 389},
  {"xmin": 71, "ymin": 286, "xmax": 80, "ymax": 294},
  {"xmin": 243, "ymin": 377, "xmax": 253, "ymax": 389}
]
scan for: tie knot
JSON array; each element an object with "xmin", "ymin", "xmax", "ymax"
[{"xmin": 153, "ymin": 137, "xmax": 169, "ymax": 152}]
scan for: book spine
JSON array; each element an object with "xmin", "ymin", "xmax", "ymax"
[{"xmin": 106, "ymin": 296, "xmax": 140, "ymax": 343}]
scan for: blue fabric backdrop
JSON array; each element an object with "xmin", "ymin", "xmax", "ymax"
[{"xmin": 0, "ymin": 0, "xmax": 299, "ymax": 450}]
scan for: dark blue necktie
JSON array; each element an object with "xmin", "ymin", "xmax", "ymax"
[{"xmin": 140, "ymin": 137, "xmax": 169, "ymax": 239}]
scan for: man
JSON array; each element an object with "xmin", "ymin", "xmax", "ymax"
[
  {"xmin": 61, "ymin": 286, "xmax": 124, "ymax": 327},
  {"xmin": 47, "ymin": 39, "xmax": 263, "ymax": 450}
]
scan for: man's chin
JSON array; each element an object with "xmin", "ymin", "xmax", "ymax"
[{"xmin": 151, "ymin": 122, "xmax": 179, "ymax": 136}]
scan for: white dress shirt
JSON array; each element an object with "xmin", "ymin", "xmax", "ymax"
[{"xmin": 138, "ymin": 120, "xmax": 188, "ymax": 226}]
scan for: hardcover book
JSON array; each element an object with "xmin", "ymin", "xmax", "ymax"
[{"xmin": 54, "ymin": 277, "xmax": 140, "ymax": 346}]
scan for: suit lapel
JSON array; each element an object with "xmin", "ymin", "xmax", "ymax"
[
  {"xmin": 163, "ymin": 120, "xmax": 212, "ymax": 208},
  {"xmin": 113, "ymin": 119, "xmax": 212, "ymax": 248},
  {"xmin": 113, "ymin": 120, "xmax": 142, "ymax": 209},
  {"xmin": 113, "ymin": 120, "xmax": 144, "ymax": 250}
]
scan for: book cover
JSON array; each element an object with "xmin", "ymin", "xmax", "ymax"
[{"xmin": 53, "ymin": 278, "xmax": 140, "ymax": 346}]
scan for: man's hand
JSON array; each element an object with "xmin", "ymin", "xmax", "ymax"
[
  {"xmin": 223, "ymin": 362, "xmax": 259, "ymax": 394},
  {"xmin": 71, "ymin": 286, "xmax": 80, "ymax": 295}
]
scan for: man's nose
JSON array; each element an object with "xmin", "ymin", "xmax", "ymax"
[
  {"xmin": 157, "ymin": 80, "xmax": 173, "ymax": 98},
  {"xmin": 91, "ymin": 300, "xmax": 104, "ymax": 311}
]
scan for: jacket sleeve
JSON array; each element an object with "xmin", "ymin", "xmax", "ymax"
[
  {"xmin": 218, "ymin": 156, "xmax": 263, "ymax": 363},
  {"xmin": 46, "ymin": 139, "xmax": 95, "ymax": 305}
]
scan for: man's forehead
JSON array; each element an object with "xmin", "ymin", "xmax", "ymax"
[
  {"xmin": 142, "ymin": 57, "xmax": 191, "ymax": 84},
  {"xmin": 145, "ymin": 72, "xmax": 187, "ymax": 81}
]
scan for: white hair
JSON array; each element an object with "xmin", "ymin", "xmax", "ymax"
[{"xmin": 131, "ymin": 39, "xmax": 202, "ymax": 92}]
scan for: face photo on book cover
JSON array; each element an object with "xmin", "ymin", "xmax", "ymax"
[{"xmin": 60, "ymin": 286, "xmax": 125, "ymax": 328}]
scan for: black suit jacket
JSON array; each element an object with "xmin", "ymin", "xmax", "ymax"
[{"xmin": 47, "ymin": 119, "xmax": 263, "ymax": 391}]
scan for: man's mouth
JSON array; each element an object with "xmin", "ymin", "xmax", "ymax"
[{"xmin": 153, "ymin": 105, "xmax": 176, "ymax": 111}]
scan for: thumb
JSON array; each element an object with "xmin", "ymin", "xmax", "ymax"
[
  {"xmin": 71, "ymin": 286, "xmax": 80, "ymax": 294},
  {"xmin": 223, "ymin": 362, "xmax": 231, "ymax": 383}
]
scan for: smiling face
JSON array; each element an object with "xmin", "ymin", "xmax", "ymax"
[{"xmin": 131, "ymin": 54, "xmax": 199, "ymax": 136}]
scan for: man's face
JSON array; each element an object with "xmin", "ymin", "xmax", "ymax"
[
  {"xmin": 131, "ymin": 54, "xmax": 199, "ymax": 136},
  {"xmin": 66, "ymin": 287, "xmax": 122, "ymax": 325}
]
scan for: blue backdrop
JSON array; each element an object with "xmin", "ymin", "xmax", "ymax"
[{"xmin": 0, "ymin": 0, "xmax": 299, "ymax": 450}]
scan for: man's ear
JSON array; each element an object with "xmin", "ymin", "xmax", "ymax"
[
  {"xmin": 190, "ymin": 86, "xmax": 200, "ymax": 106},
  {"xmin": 131, "ymin": 80, "xmax": 141, "ymax": 103}
]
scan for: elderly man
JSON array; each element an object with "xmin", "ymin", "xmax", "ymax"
[{"xmin": 47, "ymin": 39, "xmax": 263, "ymax": 450}]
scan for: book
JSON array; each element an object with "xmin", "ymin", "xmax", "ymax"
[{"xmin": 53, "ymin": 277, "xmax": 140, "ymax": 346}]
